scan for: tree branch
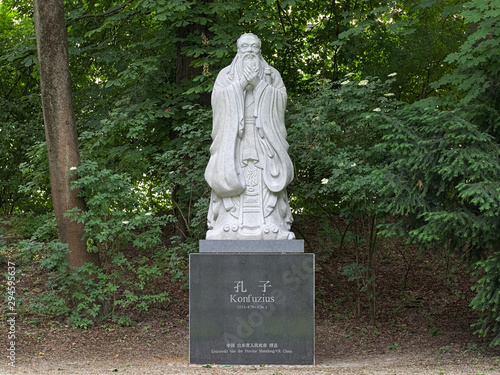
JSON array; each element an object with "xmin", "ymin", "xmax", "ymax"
[{"xmin": 76, "ymin": 0, "xmax": 135, "ymax": 20}]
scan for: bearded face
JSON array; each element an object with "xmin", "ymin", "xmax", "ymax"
[{"xmin": 237, "ymin": 34, "xmax": 262, "ymax": 73}]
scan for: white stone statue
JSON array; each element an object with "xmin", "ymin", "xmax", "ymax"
[{"xmin": 205, "ymin": 33, "xmax": 295, "ymax": 240}]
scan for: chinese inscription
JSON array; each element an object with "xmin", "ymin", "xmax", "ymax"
[{"xmin": 230, "ymin": 280, "xmax": 275, "ymax": 306}]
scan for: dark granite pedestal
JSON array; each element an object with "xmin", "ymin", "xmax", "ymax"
[
  {"xmin": 199, "ymin": 239, "xmax": 305, "ymax": 253},
  {"xmin": 189, "ymin": 240, "xmax": 314, "ymax": 365}
]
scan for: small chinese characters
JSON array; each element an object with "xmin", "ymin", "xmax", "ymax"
[{"xmin": 226, "ymin": 342, "xmax": 279, "ymax": 349}]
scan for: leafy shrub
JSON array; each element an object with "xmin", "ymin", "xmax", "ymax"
[
  {"xmin": 67, "ymin": 160, "xmax": 171, "ymax": 252},
  {"xmin": 12, "ymin": 161, "xmax": 180, "ymax": 327},
  {"xmin": 287, "ymin": 74, "xmax": 399, "ymax": 218},
  {"xmin": 153, "ymin": 104, "xmax": 212, "ymax": 241},
  {"xmin": 376, "ymin": 105, "xmax": 500, "ymax": 258},
  {"xmin": 471, "ymin": 252, "xmax": 500, "ymax": 346},
  {"xmin": 17, "ymin": 236, "xmax": 172, "ymax": 328},
  {"xmin": 0, "ymin": 96, "xmax": 45, "ymax": 214},
  {"xmin": 10, "ymin": 211, "xmax": 58, "ymax": 241}
]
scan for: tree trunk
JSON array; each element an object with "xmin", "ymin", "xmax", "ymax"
[
  {"xmin": 170, "ymin": 22, "xmax": 211, "ymax": 239},
  {"xmin": 175, "ymin": 23, "xmax": 211, "ymax": 105},
  {"xmin": 33, "ymin": 0, "xmax": 100, "ymax": 268}
]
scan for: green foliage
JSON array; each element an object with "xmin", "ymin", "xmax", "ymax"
[
  {"xmin": 435, "ymin": 2, "xmax": 499, "ymax": 103},
  {"xmin": 471, "ymin": 252, "xmax": 500, "ymax": 346},
  {"xmin": 3, "ymin": 0, "xmax": 471, "ymax": 214},
  {"xmin": 16, "ymin": 235, "xmax": 171, "ymax": 328},
  {"xmin": 376, "ymin": 106, "xmax": 500, "ymax": 256},
  {"xmin": 429, "ymin": 326, "xmax": 440, "ymax": 337},
  {"xmin": 0, "ymin": 96, "xmax": 45, "ymax": 213},
  {"xmin": 154, "ymin": 104, "xmax": 212, "ymax": 240},
  {"xmin": 287, "ymin": 75, "xmax": 397, "ymax": 323},
  {"xmin": 329, "ymin": 0, "xmax": 466, "ymax": 102},
  {"xmin": 67, "ymin": 160, "xmax": 172, "ymax": 253},
  {"xmin": 0, "ymin": 1, "xmax": 44, "ymax": 214},
  {"xmin": 364, "ymin": 1, "xmax": 500, "ymax": 341},
  {"xmin": 342, "ymin": 263, "xmax": 370, "ymax": 283},
  {"xmin": 10, "ymin": 211, "xmax": 58, "ymax": 241},
  {"xmin": 434, "ymin": 0, "xmax": 500, "ymax": 146},
  {"xmin": 10, "ymin": 161, "xmax": 175, "ymax": 327},
  {"xmin": 18, "ymin": 141, "xmax": 53, "ymax": 212},
  {"xmin": 356, "ymin": 3, "xmax": 500, "ymax": 257},
  {"xmin": 389, "ymin": 342, "xmax": 399, "ymax": 350},
  {"xmin": 288, "ymin": 74, "xmax": 399, "ymax": 219}
]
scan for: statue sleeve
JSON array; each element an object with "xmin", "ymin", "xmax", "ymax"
[{"xmin": 204, "ymin": 74, "xmax": 246, "ymax": 197}]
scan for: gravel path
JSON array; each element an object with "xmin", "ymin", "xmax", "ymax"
[
  {"xmin": 5, "ymin": 314, "xmax": 500, "ymax": 374},
  {"xmin": 5, "ymin": 352, "xmax": 500, "ymax": 375}
]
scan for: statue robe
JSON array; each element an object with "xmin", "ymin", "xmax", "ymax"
[{"xmin": 205, "ymin": 58, "xmax": 294, "ymax": 198}]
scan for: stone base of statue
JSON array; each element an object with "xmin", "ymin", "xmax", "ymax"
[
  {"xmin": 189, "ymin": 240, "xmax": 314, "ymax": 365},
  {"xmin": 206, "ymin": 225, "xmax": 295, "ymax": 240},
  {"xmin": 199, "ymin": 239, "xmax": 304, "ymax": 253}
]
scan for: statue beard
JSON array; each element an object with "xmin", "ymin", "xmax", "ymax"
[
  {"xmin": 228, "ymin": 51, "xmax": 266, "ymax": 82},
  {"xmin": 241, "ymin": 52, "xmax": 261, "ymax": 72}
]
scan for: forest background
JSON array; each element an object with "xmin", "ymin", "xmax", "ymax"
[{"xmin": 1, "ymin": 0, "xmax": 499, "ymax": 348}]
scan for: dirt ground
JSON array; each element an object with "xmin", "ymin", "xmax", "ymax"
[
  {"xmin": 6, "ymin": 263, "xmax": 500, "ymax": 375},
  {"xmin": 5, "ymin": 316, "xmax": 500, "ymax": 375}
]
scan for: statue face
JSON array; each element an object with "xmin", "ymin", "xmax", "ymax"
[{"xmin": 237, "ymin": 35, "xmax": 261, "ymax": 55}]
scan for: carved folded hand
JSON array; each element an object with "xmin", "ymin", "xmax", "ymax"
[{"xmin": 243, "ymin": 66, "xmax": 260, "ymax": 89}]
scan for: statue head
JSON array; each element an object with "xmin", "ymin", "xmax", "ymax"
[
  {"xmin": 237, "ymin": 33, "xmax": 262, "ymax": 55},
  {"xmin": 236, "ymin": 33, "xmax": 262, "ymax": 72}
]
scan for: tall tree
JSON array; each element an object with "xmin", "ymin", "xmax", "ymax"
[{"xmin": 33, "ymin": 0, "xmax": 100, "ymax": 267}]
